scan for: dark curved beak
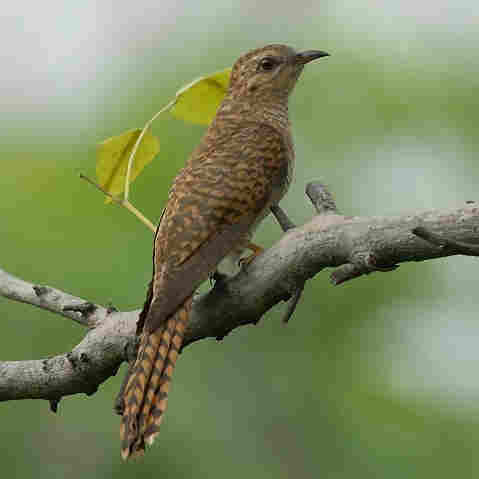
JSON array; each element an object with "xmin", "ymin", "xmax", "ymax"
[{"xmin": 295, "ymin": 50, "xmax": 330, "ymax": 65}]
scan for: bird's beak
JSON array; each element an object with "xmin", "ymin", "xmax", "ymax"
[{"xmin": 295, "ymin": 50, "xmax": 330, "ymax": 65}]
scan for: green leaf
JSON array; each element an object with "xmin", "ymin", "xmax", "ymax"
[
  {"xmin": 170, "ymin": 68, "xmax": 232, "ymax": 125},
  {"xmin": 96, "ymin": 128, "xmax": 160, "ymax": 203}
]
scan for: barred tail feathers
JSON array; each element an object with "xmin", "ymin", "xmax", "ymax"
[{"xmin": 120, "ymin": 299, "xmax": 191, "ymax": 460}]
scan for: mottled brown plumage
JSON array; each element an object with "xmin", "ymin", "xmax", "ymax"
[{"xmin": 119, "ymin": 44, "xmax": 329, "ymax": 459}]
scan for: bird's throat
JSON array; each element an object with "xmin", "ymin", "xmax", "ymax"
[{"xmin": 218, "ymin": 97, "xmax": 290, "ymax": 132}]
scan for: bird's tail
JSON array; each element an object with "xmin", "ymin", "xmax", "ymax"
[{"xmin": 120, "ymin": 298, "xmax": 191, "ymax": 460}]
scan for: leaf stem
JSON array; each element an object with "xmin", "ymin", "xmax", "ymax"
[
  {"xmin": 121, "ymin": 201, "xmax": 156, "ymax": 232},
  {"xmin": 80, "ymin": 174, "xmax": 156, "ymax": 233},
  {"xmin": 124, "ymin": 98, "xmax": 177, "ymax": 201}
]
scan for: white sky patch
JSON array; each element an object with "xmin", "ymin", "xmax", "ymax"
[
  {"xmin": 377, "ymin": 296, "xmax": 479, "ymax": 411},
  {"xmin": 340, "ymin": 133, "xmax": 475, "ymax": 214}
]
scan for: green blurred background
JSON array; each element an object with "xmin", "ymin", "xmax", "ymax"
[{"xmin": 2, "ymin": 1, "xmax": 479, "ymax": 477}]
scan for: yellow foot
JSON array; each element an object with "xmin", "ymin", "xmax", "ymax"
[{"xmin": 239, "ymin": 242, "xmax": 264, "ymax": 268}]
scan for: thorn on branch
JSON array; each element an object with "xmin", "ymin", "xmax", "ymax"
[
  {"xmin": 49, "ymin": 398, "xmax": 61, "ymax": 413},
  {"xmin": 412, "ymin": 226, "xmax": 479, "ymax": 256},
  {"xmin": 282, "ymin": 285, "xmax": 305, "ymax": 323},
  {"xmin": 306, "ymin": 181, "xmax": 338, "ymax": 215}
]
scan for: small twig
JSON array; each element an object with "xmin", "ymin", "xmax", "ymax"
[
  {"xmin": 282, "ymin": 287, "xmax": 304, "ymax": 324},
  {"xmin": 79, "ymin": 174, "xmax": 156, "ymax": 232},
  {"xmin": 304, "ymin": 183, "xmax": 400, "ymax": 286},
  {"xmin": 272, "ymin": 182, "xmax": 338, "ymax": 318},
  {"xmin": 331, "ymin": 254, "xmax": 399, "ymax": 286},
  {"xmin": 270, "ymin": 204, "xmax": 305, "ymax": 323},
  {"xmin": 270, "ymin": 205, "xmax": 296, "ymax": 231},
  {"xmin": 80, "ymin": 173, "xmax": 117, "ymax": 202},
  {"xmin": 412, "ymin": 226, "xmax": 479, "ymax": 256},
  {"xmin": 306, "ymin": 181, "xmax": 338, "ymax": 214},
  {"xmin": 0, "ymin": 268, "xmax": 107, "ymax": 327}
]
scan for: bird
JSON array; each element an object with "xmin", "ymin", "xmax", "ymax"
[{"xmin": 118, "ymin": 44, "xmax": 329, "ymax": 460}]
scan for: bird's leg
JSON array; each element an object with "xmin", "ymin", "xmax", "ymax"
[
  {"xmin": 239, "ymin": 241, "xmax": 265, "ymax": 267},
  {"xmin": 211, "ymin": 237, "xmax": 261, "ymax": 286}
]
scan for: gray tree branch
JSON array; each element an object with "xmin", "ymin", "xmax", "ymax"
[{"xmin": 1, "ymin": 182, "xmax": 479, "ymax": 405}]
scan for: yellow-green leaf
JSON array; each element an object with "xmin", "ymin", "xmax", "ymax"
[
  {"xmin": 170, "ymin": 68, "xmax": 232, "ymax": 125},
  {"xmin": 96, "ymin": 128, "xmax": 160, "ymax": 203}
]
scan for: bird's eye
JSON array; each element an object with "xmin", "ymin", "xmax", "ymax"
[{"xmin": 258, "ymin": 57, "xmax": 278, "ymax": 72}]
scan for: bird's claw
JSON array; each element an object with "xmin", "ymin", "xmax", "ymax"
[{"xmin": 238, "ymin": 246, "xmax": 264, "ymax": 269}]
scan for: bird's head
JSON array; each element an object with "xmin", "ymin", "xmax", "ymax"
[{"xmin": 227, "ymin": 44, "xmax": 329, "ymax": 102}]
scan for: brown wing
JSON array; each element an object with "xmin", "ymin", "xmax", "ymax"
[{"xmin": 143, "ymin": 121, "xmax": 290, "ymax": 333}]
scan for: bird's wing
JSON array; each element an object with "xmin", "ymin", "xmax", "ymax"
[{"xmin": 141, "ymin": 122, "xmax": 290, "ymax": 334}]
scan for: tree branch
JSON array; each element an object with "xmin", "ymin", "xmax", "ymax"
[
  {"xmin": 1, "ymin": 182, "xmax": 479, "ymax": 404},
  {"xmin": 0, "ymin": 268, "xmax": 110, "ymax": 327}
]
